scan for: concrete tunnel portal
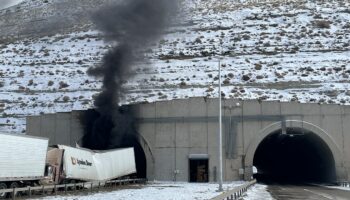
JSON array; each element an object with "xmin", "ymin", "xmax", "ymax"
[
  {"xmin": 253, "ymin": 127, "xmax": 336, "ymax": 184},
  {"xmin": 80, "ymin": 109, "xmax": 147, "ymax": 179},
  {"xmin": 25, "ymin": 99, "xmax": 350, "ymax": 183}
]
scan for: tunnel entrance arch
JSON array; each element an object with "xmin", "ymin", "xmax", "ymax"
[
  {"xmin": 244, "ymin": 120, "xmax": 343, "ymax": 183},
  {"xmin": 107, "ymin": 133, "xmax": 153, "ymax": 179},
  {"xmin": 80, "ymin": 108, "xmax": 153, "ymax": 179},
  {"xmin": 137, "ymin": 133, "xmax": 155, "ymax": 180},
  {"xmin": 253, "ymin": 127, "xmax": 336, "ymax": 183}
]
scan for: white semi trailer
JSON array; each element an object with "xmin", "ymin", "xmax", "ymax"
[
  {"xmin": 0, "ymin": 133, "xmax": 137, "ymax": 198},
  {"xmin": 0, "ymin": 133, "xmax": 48, "ymax": 197},
  {"xmin": 44, "ymin": 145, "xmax": 137, "ymax": 184}
]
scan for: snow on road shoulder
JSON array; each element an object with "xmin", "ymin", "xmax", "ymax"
[
  {"xmin": 243, "ymin": 184, "xmax": 274, "ymax": 200},
  {"xmin": 34, "ymin": 181, "xmax": 245, "ymax": 200},
  {"xmin": 324, "ymin": 185, "xmax": 350, "ymax": 191}
]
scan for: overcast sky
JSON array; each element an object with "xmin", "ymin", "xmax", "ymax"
[{"xmin": 0, "ymin": 0, "xmax": 25, "ymax": 10}]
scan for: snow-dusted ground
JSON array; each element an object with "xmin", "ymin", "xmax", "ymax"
[
  {"xmin": 31, "ymin": 181, "xmax": 245, "ymax": 200},
  {"xmin": 324, "ymin": 185, "xmax": 350, "ymax": 191},
  {"xmin": 328, "ymin": 186, "xmax": 350, "ymax": 191},
  {"xmin": 243, "ymin": 184, "xmax": 274, "ymax": 200},
  {"xmin": 1, "ymin": 0, "xmax": 350, "ymax": 133}
]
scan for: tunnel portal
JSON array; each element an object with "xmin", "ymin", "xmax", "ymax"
[
  {"xmin": 81, "ymin": 109, "xmax": 147, "ymax": 179},
  {"xmin": 253, "ymin": 127, "xmax": 336, "ymax": 184}
]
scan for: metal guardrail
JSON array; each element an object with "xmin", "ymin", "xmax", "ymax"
[
  {"xmin": 0, "ymin": 178, "xmax": 146, "ymax": 200},
  {"xmin": 211, "ymin": 179, "xmax": 257, "ymax": 200},
  {"xmin": 339, "ymin": 181, "xmax": 350, "ymax": 188}
]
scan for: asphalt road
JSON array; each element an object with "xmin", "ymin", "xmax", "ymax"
[{"xmin": 267, "ymin": 184, "xmax": 350, "ymax": 200}]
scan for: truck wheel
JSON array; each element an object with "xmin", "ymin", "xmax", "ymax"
[
  {"xmin": 9, "ymin": 182, "xmax": 21, "ymax": 198},
  {"xmin": 0, "ymin": 183, "xmax": 7, "ymax": 199}
]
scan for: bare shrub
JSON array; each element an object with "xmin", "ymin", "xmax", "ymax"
[
  {"xmin": 48, "ymin": 80, "xmax": 54, "ymax": 86},
  {"xmin": 28, "ymin": 79, "xmax": 33, "ymax": 86},
  {"xmin": 62, "ymin": 96, "xmax": 70, "ymax": 102},
  {"xmin": 59, "ymin": 81, "xmax": 69, "ymax": 89},
  {"xmin": 179, "ymin": 81, "xmax": 186, "ymax": 88},
  {"xmin": 313, "ymin": 20, "xmax": 331, "ymax": 29}
]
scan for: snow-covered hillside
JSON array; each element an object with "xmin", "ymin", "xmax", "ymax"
[{"xmin": 1, "ymin": 0, "xmax": 350, "ymax": 133}]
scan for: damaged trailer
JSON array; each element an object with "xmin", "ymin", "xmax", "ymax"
[{"xmin": 44, "ymin": 145, "xmax": 137, "ymax": 184}]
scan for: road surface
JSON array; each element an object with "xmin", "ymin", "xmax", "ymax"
[{"xmin": 267, "ymin": 184, "xmax": 350, "ymax": 200}]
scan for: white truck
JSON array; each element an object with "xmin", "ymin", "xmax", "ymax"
[
  {"xmin": 0, "ymin": 133, "xmax": 137, "ymax": 198},
  {"xmin": 44, "ymin": 145, "xmax": 137, "ymax": 184},
  {"xmin": 0, "ymin": 133, "xmax": 48, "ymax": 197}
]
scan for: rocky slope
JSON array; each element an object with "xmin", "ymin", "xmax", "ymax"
[{"xmin": 0, "ymin": 0, "xmax": 350, "ymax": 132}]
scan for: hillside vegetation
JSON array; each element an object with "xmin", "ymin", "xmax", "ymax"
[{"xmin": 0, "ymin": 0, "xmax": 349, "ymax": 132}]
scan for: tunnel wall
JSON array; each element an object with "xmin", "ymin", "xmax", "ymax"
[
  {"xmin": 26, "ymin": 111, "xmax": 84, "ymax": 147},
  {"xmin": 26, "ymin": 98, "xmax": 350, "ymax": 182}
]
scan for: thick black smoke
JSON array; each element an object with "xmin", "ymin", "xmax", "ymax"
[{"xmin": 82, "ymin": 0, "xmax": 176, "ymax": 150}]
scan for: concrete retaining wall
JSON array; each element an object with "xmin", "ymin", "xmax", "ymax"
[{"xmin": 26, "ymin": 98, "xmax": 350, "ymax": 182}]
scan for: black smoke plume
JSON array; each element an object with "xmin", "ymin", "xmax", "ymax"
[{"xmin": 82, "ymin": 0, "xmax": 176, "ymax": 150}]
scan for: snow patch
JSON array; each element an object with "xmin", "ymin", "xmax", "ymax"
[
  {"xmin": 243, "ymin": 184, "xmax": 274, "ymax": 200},
  {"xmin": 324, "ymin": 185, "xmax": 350, "ymax": 191},
  {"xmin": 33, "ymin": 181, "xmax": 245, "ymax": 200}
]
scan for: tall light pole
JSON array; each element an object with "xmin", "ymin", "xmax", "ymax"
[{"xmin": 218, "ymin": 59, "xmax": 223, "ymax": 192}]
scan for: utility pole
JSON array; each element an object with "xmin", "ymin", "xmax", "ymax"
[{"xmin": 218, "ymin": 60, "xmax": 223, "ymax": 192}]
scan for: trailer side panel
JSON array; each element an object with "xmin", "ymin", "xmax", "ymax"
[
  {"xmin": 60, "ymin": 146, "xmax": 98, "ymax": 181},
  {"xmin": 58, "ymin": 145, "xmax": 136, "ymax": 181},
  {"xmin": 95, "ymin": 148, "xmax": 137, "ymax": 181},
  {"xmin": 0, "ymin": 133, "xmax": 48, "ymax": 181}
]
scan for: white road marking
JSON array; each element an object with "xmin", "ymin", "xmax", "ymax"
[{"xmin": 304, "ymin": 189, "xmax": 334, "ymax": 199}]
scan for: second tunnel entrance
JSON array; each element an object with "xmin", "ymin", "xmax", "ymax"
[{"xmin": 253, "ymin": 127, "xmax": 336, "ymax": 184}]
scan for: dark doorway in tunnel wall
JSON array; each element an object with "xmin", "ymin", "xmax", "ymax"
[
  {"xmin": 189, "ymin": 159, "xmax": 209, "ymax": 182},
  {"xmin": 253, "ymin": 127, "xmax": 336, "ymax": 184}
]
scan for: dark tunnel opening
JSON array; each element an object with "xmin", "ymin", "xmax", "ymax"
[
  {"xmin": 80, "ymin": 109, "xmax": 147, "ymax": 179},
  {"xmin": 117, "ymin": 135, "xmax": 147, "ymax": 179},
  {"xmin": 109, "ymin": 133, "xmax": 147, "ymax": 179},
  {"xmin": 253, "ymin": 127, "xmax": 336, "ymax": 184}
]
